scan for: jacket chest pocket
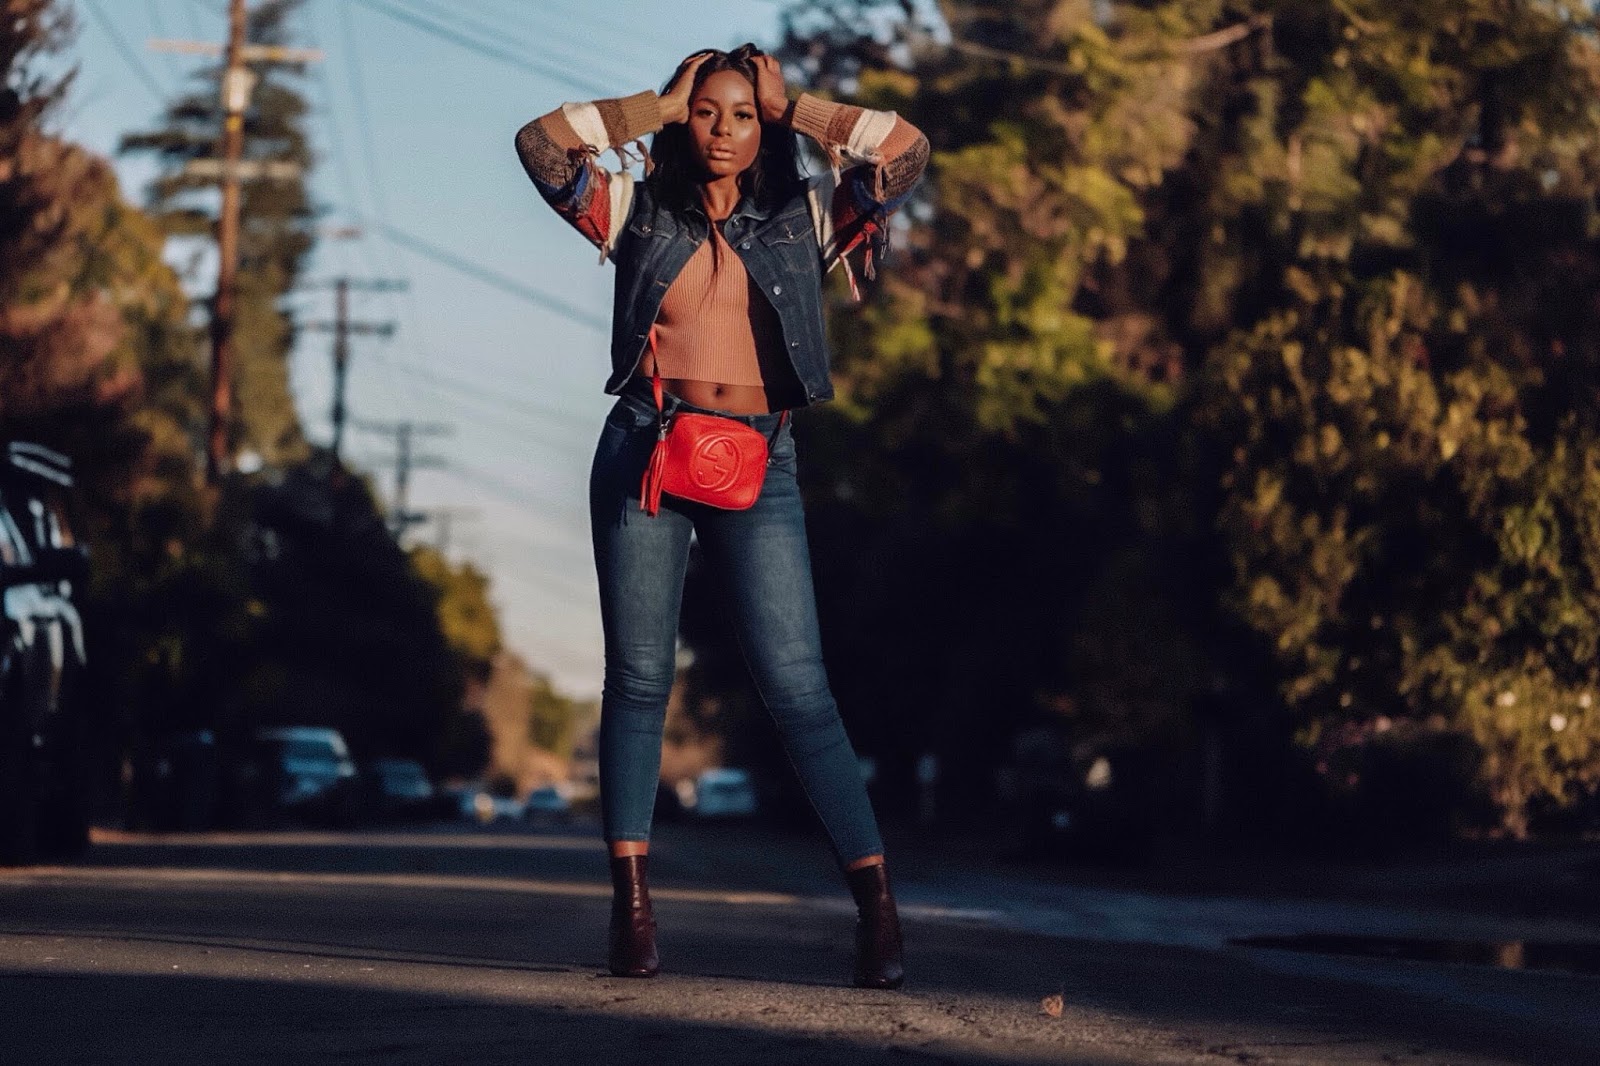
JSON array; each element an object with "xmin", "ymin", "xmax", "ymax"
[{"xmin": 757, "ymin": 210, "xmax": 815, "ymax": 248}]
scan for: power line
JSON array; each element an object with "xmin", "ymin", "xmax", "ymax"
[
  {"xmin": 468, "ymin": 0, "xmax": 662, "ymax": 75},
  {"xmin": 357, "ymin": 369, "xmax": 593, "ymax": 462},
  {"xmin": 395, "ymin": 0, "xmax": 642, "ymax": 92},
  {"xmin": 330, "ymin": 0, "xmax": 445, "ymax": 425},
  {"xmin": 144, "ymin": 0, "xmax": 170, "ymax": 41},
  {"xmin": 335, "ymin": 0, "xmax": 393, "ymax": 222},
  {"xmin": 299, "ymin": 2, "xmax": 426, "ymax": 423},
  {"xmin": 442, "ymin": 461, "xmax": 573, "ymax": 517},
  {"xmin": 387, "ymin": 358, "xmax": 593, "ymax": 434},
  {"xmin": 347, "ymin": 0, "xmax": 613, "ymax": 97},
  {"xmin": 83, "ymin": 0, "xmax": 169, "ymax": 104},
  {"xmin": 362, "ymin": 217, "xmax": 609, "ymax": 332}
]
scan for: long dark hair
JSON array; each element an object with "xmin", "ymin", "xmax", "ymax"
[{"xmin": 647, "ymin": 44, "xmax": 805, "ymax": 229}]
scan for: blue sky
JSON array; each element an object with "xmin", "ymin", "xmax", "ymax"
[{"xmin": 62, "ymin": 0, "xmax": 801, "ymax": 697}]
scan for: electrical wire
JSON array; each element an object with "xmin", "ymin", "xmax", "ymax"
[
  {"xmin": 393, "ymin": 0, "xmax": 643, "ymax": 92},
  {"xmin": 347, "ymin": 0, "xmax": 613, "ymax": 97},
  {"xmin": 362, "ymin": 218, "xmax": 609, "ymax": 332},
  {"xmin": 334, "ymin": 0, "xmax": 393, "ymax": 223},
  {"xmin": 83, "ymin": 0, "xmax": 170, "ymax": 105},
  {"xmin": 463, "ymin": 0, "xmax": 662, "ymax": 76},
  {"xmin": 385, "ymin": 359, "xmax": 594, "ymax": 437},
  {"xmin": 300, "ymin": 1, "xmax": 434, "ymax": 426}
]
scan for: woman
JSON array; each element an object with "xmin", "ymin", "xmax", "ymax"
[{"xmin": 515, "ymin": 44, "xmax": 928, "ymax": 989}]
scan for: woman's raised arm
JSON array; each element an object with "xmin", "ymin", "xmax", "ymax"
[
  {"xmin": 513, "ymin": 55, "xmax": 710, "ymax": 260},
  {"xmin": 750, "ymin": 56, "xmax": 930, "ymax": 286},
  {"xmin": 513, "ymin": 91, "xmax": 662, "ymax": 260}
]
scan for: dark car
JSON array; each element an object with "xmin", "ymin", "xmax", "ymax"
[
  {"xmin": 0, "ymin": 443, "xmax": 92, "ymax": 865},
  {"xmin": 998, "ymin": 726, "xmax": 1181, "ymax": 865},
  {"xmin": 361, "ymin": 757, "xmax": 435, "ymax": 822},
  {"xmin": 237, "ymin": 726, "xmax": 360, "ymax": 827}
]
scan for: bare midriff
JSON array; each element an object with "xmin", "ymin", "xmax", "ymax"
[{"xmin": 637, "ymin": 361, "xmax": 773, "ymax": 415}]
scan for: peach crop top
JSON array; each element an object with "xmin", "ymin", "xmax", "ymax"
[{"xmin": 647, "ymin": 223, "xmax": 784, "ymax": 387}]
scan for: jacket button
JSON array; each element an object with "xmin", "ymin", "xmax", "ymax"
[
  {"xmin": 772, "ymin": 285, "xmax": 782, "ymax": 296},
  {"xmin": 790, "ymin": 340, "xmax": 798, "ymax": 348}
]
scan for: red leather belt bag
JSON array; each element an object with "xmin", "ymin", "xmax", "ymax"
[{"xmin": 638, "ymin": 329, "xmax": 788, "ymax": 517}]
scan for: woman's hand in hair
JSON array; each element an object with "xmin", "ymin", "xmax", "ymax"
[
  {"xmin": 752, "ymin": 53, "xmax": 791, "ymax": 124},
  {"xmin": 659, "ymin": 51, "xmax": 714, "ymax": 126}
]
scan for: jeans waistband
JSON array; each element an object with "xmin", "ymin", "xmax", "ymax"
[{"xmin": 619, "ymin": 374, "xmax": 788, "ymax": 432}]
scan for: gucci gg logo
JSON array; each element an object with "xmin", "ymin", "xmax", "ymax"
[{"xmin": 690, "ymin": 435, "xmax": 743, "ymax": 491}]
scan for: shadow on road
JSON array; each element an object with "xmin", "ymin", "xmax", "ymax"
[{"xmin": 3, "ymin": 826, "xmax": 1597, "ymax": 1064}]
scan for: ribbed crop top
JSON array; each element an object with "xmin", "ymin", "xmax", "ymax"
[{"xmin": 647, "ymin": 224, "xmax": 784, "ymax": 386}]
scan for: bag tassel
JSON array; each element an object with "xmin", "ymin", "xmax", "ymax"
[{"xmin": 639, "ymin": 429, "xmax": 668, "ymax": 517}]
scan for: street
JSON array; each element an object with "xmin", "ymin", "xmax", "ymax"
[{"xmin": 2, "ymin": 818, "xmax": 1597, "ymax": 1064}]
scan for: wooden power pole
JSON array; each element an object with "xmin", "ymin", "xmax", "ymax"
[
  {"xmin": 351, "ymin": 420, "xmax": 454, "ymax": 540},
  {"xmin": 151, "ymin": 10, "xmax": 323, "ymax": 484},
  {"xmin": 207, "ymin": 0, "xmax": 249, "ymax": 483},
  {"xmin": 301, "ymin": 277, "xmax": 403, "ymax": 462}
]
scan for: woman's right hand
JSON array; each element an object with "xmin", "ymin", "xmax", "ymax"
[{"xmin": 658, "ymin": 51, "xmax": 714, "ymax": 126}]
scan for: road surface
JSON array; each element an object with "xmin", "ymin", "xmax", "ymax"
[{"xmin": 1, "ymin": 818, "xmax": 1596, "ymax": 1064}]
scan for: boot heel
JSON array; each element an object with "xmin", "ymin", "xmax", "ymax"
[
  {"xmin": 845, "ymin": 860, "xmax": 904, "ymax": 989},
  {"xmin": 608, "ymin": 854, "xmax": 660, "ymax": 977}
]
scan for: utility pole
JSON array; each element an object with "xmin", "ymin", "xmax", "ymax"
[
  {"xmin": 352, "ymin": 420, "xmax": 453, "ymax": 540},
  {"xmin": 301, "ymin": 277, "xmax": 403, "ymax": 462},
  {"xmin": 416, "ymin": 506, "xmax": 482, "ymax": 555},
  {"xmin": 150, "ymin": 16, "xmax": 323, "ymax": 484},
  {"xmin": 208, "ymin": 0, "xmax": 248, "ymax": 484}
]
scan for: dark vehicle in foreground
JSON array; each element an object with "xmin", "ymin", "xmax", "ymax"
[
  {"xmin": 238, "ymin": 726, "xmax": 360, "ymax": 826},
  {"xmin": 361, "ymin": 757, "xmax": 435, "ymax": 822},
  {"xmin": 0, "ymin": 443, "xmax": 92, "ymax": 865}
]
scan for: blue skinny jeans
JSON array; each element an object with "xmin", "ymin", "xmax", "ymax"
[{"xmin": 589, "ymin": 379, "xmax": 885, "ymax": 868}]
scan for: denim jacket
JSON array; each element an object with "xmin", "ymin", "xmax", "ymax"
[
  {"xmin": 514, "ymin": 90, "xmax": 930, "ymax": 410},
  {"xmin": 607, "ymin": 179, "xmax": 834, "ymax": 405}
]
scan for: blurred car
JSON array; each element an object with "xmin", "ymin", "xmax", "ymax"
[
  {"xmin": 999, "ymin": 727, "xmax": 1172, "ymax": 864},
  {"xmin": 0, "ymin": 442, "xmax": 92, "ymax": 864},
  {"xmin": 687, "ymin": 767, "xmax": 758, "ymax": 819},
  {"xmin": 242, "ymin": 726, "xmax": 360, "ymax": 826},
  {"xmin": 361, "ymin": 757, "xmax": 435, "ymax": 822},
  {"xmin": 522, "ymin": 784, "xmax": 571, "ymax": 825},
  {"xmin": 434, "ymin": 781, "xmax": 525, "ymax": 824}
]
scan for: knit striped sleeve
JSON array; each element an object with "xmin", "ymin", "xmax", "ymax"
[
  {"xmin": 788, "ymin": 93, "xmax": 929, "ymax": 287},
  {"xmin": 514, "ymin": 91, "xmax": 662, "ymax": 261}
]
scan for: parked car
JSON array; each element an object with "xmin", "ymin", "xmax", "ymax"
[
  {"xmin": 434, "ymin": 781, "xmax": 500, "ymax": 825},
  {"xmin": 239, "ymin": 726, "xmax": 360, "ymax": 827},
  {"xmin": 361, "ymin": 757, "xmax": 435, "ymax": 822},
  {"xmin": 522, "ymin": 784, "xmax": 571, "ymax": 825},
  {"xmin": 999, "ymin": 727, "xmax": 1176, "ymax": 864},
  {"xmin": 0, "ymin": 443, "xmax": 92, "ymax": 864},
  {"xmin": 688, "ymin": 767, "xmax": 759, "ymax": 819}
]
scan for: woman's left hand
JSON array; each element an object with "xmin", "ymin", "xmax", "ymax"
[{"xmin": 752, "ymin": 54, "xmax": 790, "ymax": 124}]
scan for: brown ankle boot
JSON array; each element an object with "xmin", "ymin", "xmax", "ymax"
[
  {"xmin": 845, "ymin": 860, "xmax": 904, "ymax": 989},
  {"xmin": 608, "ymin": 854, "xmax": 659, "ymax": 977}
]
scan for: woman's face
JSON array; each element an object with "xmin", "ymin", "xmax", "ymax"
[{"xmin": 687, "ymin": 69, "xmax": 761, "ymax": 180}]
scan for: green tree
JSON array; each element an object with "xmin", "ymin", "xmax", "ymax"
[
  {"xmin": 526, "ymin": 673, "xmax": 584, "ymax": 762},
  {"xmin": 410, "ymin": 545, "xmax": 501, "ymax": 682},
  {"xmin": 1190, "ymin": 0, "xmax": 1600, "ymax": 837},
  {"xmin": 756, "ymin": 0, "xmax": 1600, "ymax": 840}
]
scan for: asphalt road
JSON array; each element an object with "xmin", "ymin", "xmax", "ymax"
[{"xmin": 1, "ymin": 818, "xmax": 1596, "ymax": 1065}]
